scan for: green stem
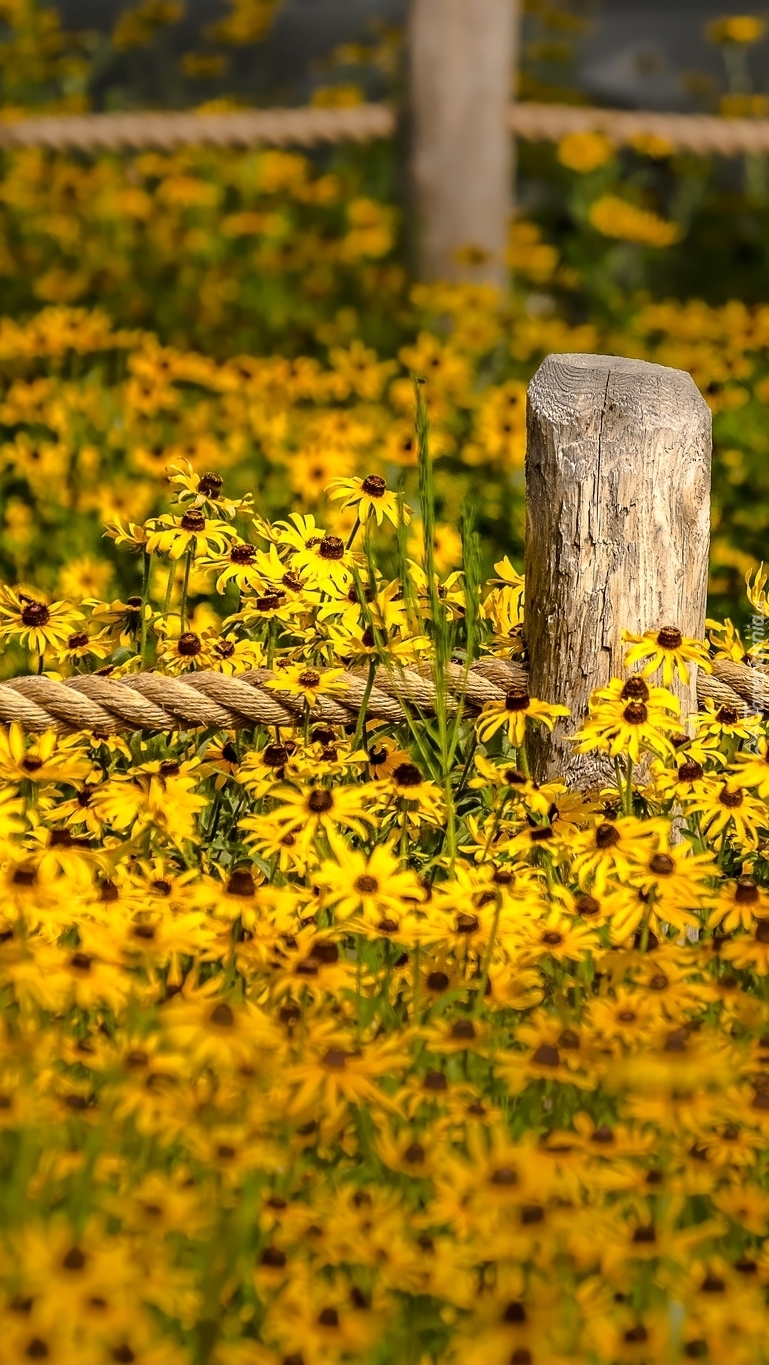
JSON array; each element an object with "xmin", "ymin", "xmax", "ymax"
[
  {"xmin": 140, "ymin": 551, "xmax": 151, "ymax": 666},
  {"xmin": 351, "ymin": 655, "xmax": 377, "ymax": 752},
  {"xmin": 475, "ymin": 893, "xmax": 502, "ymax": 1013},
  {"xmin": 180, "ymin": 542, "xmax": 194, "ymax": 633},
  {"xmin": 345, "ymin": 513, "xmax": 362, "ymax": 550},
  {"xmin": 162, "ymin": 559, "xmax": 176, "ymax": 618}
]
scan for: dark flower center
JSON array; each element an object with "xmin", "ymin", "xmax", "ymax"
[
  {"xmin": 735, "ymin": 877, "xmax": 759, "ymax": 904},
  {"xmin": 260, "ymin": 1246, "xmax": 287, "ymax": 1268},
  {"xmin": 230, "ymin": 543, "xmax": 256, "ymax": 564},
  {"xmin": 256, "ymin": 594, "xmax": 282, "ymax": 612},
  {"xmin": 361, "ymin": 473, "xmax": 386, "ymax": 496},
  {"xmin": 657, "ymin": 626, "xmax": 683, "ymax": 649},
  {"xmin": 263, "ymin": 743, "xmax": 289, "ymax": 768},
  {"xmin": 450, "ymin": 1019, "xmax": 476, "ymax": 1040},
  {"xmin": 424, "ymin": 1069, "xmax": 447, "ymax": 1091},
  {"xmin": 69, "ymin": 952, "xmax": 92, "ymax": 972},
  {"xmin": 318, "ymin": 535, "xmax": 344, "ymax": 561},
  {"xmin": 21, "ymin": 601, "xmax": 49, "ymax": 627},
  {"xmin": 226, "ymin": 869, "xmax": 255, "ymax": 898},
  {"xmin": 623, "ymin": 701, "xmax": 648, "ymax": 724},
  {"xmin": 490, "ymin": 1165, "xmax": 518, "ymax": 1186},
  {"xmin": 700, "ymin": 1274, "xmax": 725, "ymax": 1294},
  {"xmin": 576, "ymin": 895, "xmax": 600, "ymax": 917},
  {"xmin": 632, "ymin": 1224, "xmax": 656, "ymax": 1244},
  {"xmin": 322, "ymin": 1048, "xmax": 347, "ymax": 1070},
  {"xmin": 403, "ymin": 1141, "xmax": 425, "ymax": 1164},
  {"xmin": 298, "ymin": 669, "xmax": 321, "ymax": 688},
  {"xmin": 308, "ymin": 789, "xmax": 334, "ymax": 813},
  {"xmin": 595, "ymin": 823, "xmax": 620, "ymax": 849},
  {"xmin": 318, "ymin": 1307, "xmax": 339, "ymax": 1328},
  {"xmin": 159, "ymin": 759, "xmax": 180, "ymax": 776},
  {"xmin": 591, "ymin": 1125, "xmax": 614, "ymax": 1144},
  {"xmin": 67, "ymin": 632, "xmax": 89, "ymax": 649},
  {"xmin": 678, "ymin": 760, "xmax": 703, "ymax": 782},
  {"xmin": 354, "ymin": 874, "xmax": 379, "ymax": 894},
  {"xmin": 456, "ymin": 913, "xmax": 479, "ymax": 934},
  {"xmin": 393, "ymin": 762, "xmax": 423, "ymax": 787},
  {"xmin": 62, "ymin": 1247, "xmax": 87, "ymax": 1271},
  {"xmin": 624, "ymin": 1326, "xmax": 648, "ymax": 1344},
  {"xmin": 715, "ymin": 704, "xmax": 739, "ymax": 724},
  {"xmin": 197, "ymin": 472, "xmax": 223, "ymax": 498},
  {"xmin": 427, "ymin": 971, "xmax": 449, "ymax": 992},
  {"xmin": 309, "ymin": 942, "xmax": 339, "ymax": 964},
  {"xmin": 504, "ymin": 691, "xmax": 530, "ymax": 712},
  {"xmin": 621, "ymin": 676, "xmax": 650, "ymax": 701},
  {"xmin": 532, "ymin": 1043, "xmax": 560, "ymax": 1067},
  {"xmin": 502, "ymin": 1302, "xmax": 527, "ymax": 1324},
  {"xmin": 649, "ymin": 853, "xmax": 675, "ymax": 876},
  {"xmin": 210, "ymin": 1003, "xmax": 234, "ymax": 1028},
  {"xmin": 180, "ymin": 509, "xmax": 206, "ymax": 533},
  {"xmin": 719, "ymin": 787, "xmax": 743, "ymax": 808},
  {"xmin": 177, "ymin": 632, "xmax": 202, "ymax": 657},
  {"xmin": 756, "ymin": 922, "xmax": 769, "ymax": 943},
  {"xmin": 542, "ymin": 930, "xmax": 563, "ymax": 946}
]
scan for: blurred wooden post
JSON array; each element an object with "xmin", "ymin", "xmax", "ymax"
[
  {"xmin": 524, "ymin": 354, "xmax": 712, "ymax": 786},
  {"xmin": 407, "ymin": 0, "xmax": 518, "ymax": 288}
]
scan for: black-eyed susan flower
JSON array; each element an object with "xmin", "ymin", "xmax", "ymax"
[
  {"xmin": 574, "ymin": 676, "xmax": 681, "ymax": 763},
  {"xmin": 622, "ymin": 625, "xmax": 712, "ymax": 686},
  {"xmin": 325, "ymin": 472, "xmax": 408, "ymax": 528},
  {"xmin": 0, "ymin": 587, "xmax": 83, "ymax": 658},
  {"xmin": 475, "ymin": 690, "xmax": 569, "ymax": 749}
]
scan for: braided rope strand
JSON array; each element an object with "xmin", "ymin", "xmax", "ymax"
[
  {"xmin": 0, "ymin": 658, "xmax": 751, "ymax": 736},
  {"xmin": 0, "ymin": 102, "xmax": 768, "ymax": 157}
]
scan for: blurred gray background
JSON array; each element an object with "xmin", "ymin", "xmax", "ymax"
[{"xmin": 56, "ymin": 1, "xmax": 769, "ymax": 110}]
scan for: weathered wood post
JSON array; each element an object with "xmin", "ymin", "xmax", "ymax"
[
  {"xmin": 407, "ymin": 0, "xmax": 519, "ymax": 287},
  {"xmin": 524, "ymin": 353, "xmax": 712, "ymax": 786}
]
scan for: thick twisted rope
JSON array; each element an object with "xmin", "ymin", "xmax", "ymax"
[
  {"xmin": 0, "ymin": 657, "xmax": 757, "ymax": 736},
  {"xmin": 1, "ymin": 102, "xmax": 769, "ymax": 157}
]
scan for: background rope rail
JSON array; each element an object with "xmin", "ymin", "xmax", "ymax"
[
  {"xmin": 1, "ymin": 102, "xmax": 769, "ymax": 157},
  {"xmin": 0, "ymin": 658, "xmax": 756, "ymax": 736}
]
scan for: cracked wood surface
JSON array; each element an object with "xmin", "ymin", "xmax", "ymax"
[{"xmin": 524, "ymin": 353, "xmax": 712, "ymax": 785}]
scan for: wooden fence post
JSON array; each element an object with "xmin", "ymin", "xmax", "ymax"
[
  {"xmin": 524, "ymin": 353, "xmax": 712, "ymax": 786},
  {"xmin": 407, "ymin": 0, "xmax": 518, "ymax": 287}
]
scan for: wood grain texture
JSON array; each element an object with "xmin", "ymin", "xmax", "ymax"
[
  {"xmin": 407, "ymin": 0, "xmax": 518, "ymax": 287},
  {"xmin": 524, "ymin": 353, "xmax": 712, "ymax": 785}
]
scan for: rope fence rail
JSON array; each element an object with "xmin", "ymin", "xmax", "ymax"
[
  {"xmin": 0, "ymin": 656, "xmax": 758, "ymax": 737},
  {"xmin": 0, "ymin": 101, "xmax": 768, "ymax": 156}
]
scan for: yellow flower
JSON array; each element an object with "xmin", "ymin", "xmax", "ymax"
[
  {"xmin": 557, "ymin": 131, "xmax": 614, "ymax": 173},
  {"xmin": 325, "ymin": 473, "xmax": 408, "ymax": 528},
  {"xmin": 476, "ymin": 690, "xmax": 570, "ymax": 748},
  {"xmin": 317, "ymin": 843, "xmax": 423, "ymax": 923},
  {"xmin": 588, "ymin": 196, "xmax": 682, "ymax": 247},
  {"xmin": 707, "ymin": 15, "xmax": 766, "ymax": 44},
  {"xmin": 622, "ymin": 625, "xmax": 712, "ymax": 685},
  {"xmin": 144, "ymin": 510, "xmax": 235, "ymax": 561},
  {"xmin": 0, "ymin": 587, "xmax": 83, "ymax": 657},
  {"xmin": 265, "ymin": 663, "xmax": 348, "ymax": 708}
]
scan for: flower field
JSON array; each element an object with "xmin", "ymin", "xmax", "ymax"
[
  {"xmin": 8, "ymin": 5, "xmax": 769, "ymax": 1362},
  {"xmin": 1, "ymin": 374, "xmax": 769, "ymax": 1363}
]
